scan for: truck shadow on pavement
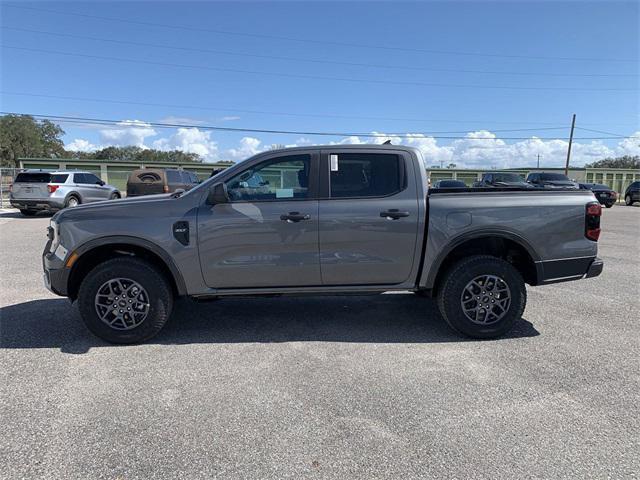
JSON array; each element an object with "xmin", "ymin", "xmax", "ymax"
[{"xmin": 0, "ymin": 295, "xmax": 539, "ymax": 354}]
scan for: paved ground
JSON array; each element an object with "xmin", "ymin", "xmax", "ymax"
[{"xmin": 1, "ymin": 206, "xmax": 639, "ymax": 479}]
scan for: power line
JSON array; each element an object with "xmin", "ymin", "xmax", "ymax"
[
  {"xmin": 575, "ymin": 126, "xmax": 631, "ymax": 138},
  {"xmin": 2, "ymin": 45, "xmax": 637, "ymax": 92},
  {"xmin": 1, "ymin": 91, "xmax": 575, "ymax": 132},
  {"xmin": 4, "ymin": 3, "xmax": 637, "ymax": 63},
  {"xmin": 1, "ymin": 112, "xmax": 633, "ymax": 140},
  {"xmin": 2, "ymin": 26, "xmax": 636, "ymax": 79}
]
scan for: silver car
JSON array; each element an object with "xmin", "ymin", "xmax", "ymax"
[{"xmin": 10, "ymin": 170, "xmax": 120, "ymax": 216}]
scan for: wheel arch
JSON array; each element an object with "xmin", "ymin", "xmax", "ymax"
[
  {"xmin": 425, "ymin": 230, "xmax": 542, "ymax": 294},
  {"xmin": 67, "ymin": 236, "xmax": 187, "ymax": 300}
]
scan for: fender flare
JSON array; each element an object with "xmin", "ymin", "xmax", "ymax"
[
  {"xmin": 424, "ymin": 229, "xmax": 542, "ymax": 288},
  {"xmin": 71, "ymin": 235, "xmax": 187, "ymax": 295}
]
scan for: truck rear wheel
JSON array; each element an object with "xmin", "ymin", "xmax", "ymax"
[
  {"xmin": 77, "ymin": 257, "xmax": 173, "ymax": 344},
  {"xmin": 437, "ymin": 255, "xmax": 526, "ymax": 339}
]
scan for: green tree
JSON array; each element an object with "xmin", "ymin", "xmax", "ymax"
[
  {"xmin": 68, "ymin": 146, "xmax": 203, "ymax": 163},
  {"xmin": 0, "ymin": 114, "xmax": 66, "ymax": 166},
  {"xmin": 585, "ymin": 155, "xmax": 640, "ymax": 169}
]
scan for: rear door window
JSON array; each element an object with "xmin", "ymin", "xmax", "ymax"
[
  {"xmin": 14, "ymin": 172, "xmax": 51, "ymax": 183},
  {"xmin": 50, "ymin": 174, "xmax": 69, "ymax": 183},
  {"xmin": 329, "ymin": 153, "xmax": 403, "ymax": 198},
  {"xmin": 74, "ymin": 173, "xmax": 89, "ymax": 184}
]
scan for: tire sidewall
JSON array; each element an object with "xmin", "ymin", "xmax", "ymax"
[
  {"xmin": 65, "ymin": 195, "xmax": 80, "ymax": 208},
  {"xmin": 438, "ymin": 256, "xmax": 526, "ymax": 339},
  {"xmin": 77, "ymin": 259, "xmax": 172, "ymax": 344},
  {"xmin": 625, "ymin": 195, "xmax": 632, "ymax": 206}
]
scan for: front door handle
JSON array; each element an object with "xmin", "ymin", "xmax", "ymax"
[
  {"xmin": 280, "ymin": 212, "xmax": 311, "ymax": 223},
  {"xmin": 380, "ymin": 209, "xmax": 410, "ymax": 220}
]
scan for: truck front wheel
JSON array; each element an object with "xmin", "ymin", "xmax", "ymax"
[
  {"xmin": 437, "ymin": 255, "xmax": 526, "ymax": 339},
  {"xmin": 77, "ymin": 257, "xmax": 174, "ymax": 344}
]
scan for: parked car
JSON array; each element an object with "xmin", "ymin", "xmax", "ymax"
[
  {"xmin": 432, "ymin": 179, "xmax": 467, "ymax": 188},
  {"xmin": 624, "ymin": 181, "xmax": 640, "ymax": 206},
  {"xmin": 126, "ymin": 168, "xmax": 199, "ymax": 197},
  {"xmin": 472, "ymin": 172, "xmax": 531, "ymax": 188},
  {"xmin": 526, "ymin": 172, "xmax": 579, "ymax": 189},
  {"xmin": 579, "ymin": 183, "xmax": 617, "ymax": 208},
  {"xmin": 10, "ymin": 170, "xmax": 120, "ymax": 216},
  {"xmin": 43, "ymin": 145, "xmax": 603, "ymax": 344}
]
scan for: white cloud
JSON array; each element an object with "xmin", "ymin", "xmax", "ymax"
[
  {"xmin": 224, "ymin": 137, "xmax": 264, "ymax": 161},
  {"xmin": 65, "ymin": 138, "xmax": 100, "ymax": 152},
  {"xmin": 99, "ymin": 120, "xmax": 157, "ymax": 148},
  {"xmin": 153, "ymin": 127, "xmax": 219, "ymax": 161},
  {"xmin": 616, "ymin": 131, "xmax": 640, "ymax": 156},
  {"xmin": 64, "ymin": 122, "xmax": 639, "ymax": 168}
]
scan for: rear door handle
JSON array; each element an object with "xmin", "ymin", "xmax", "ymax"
[
  {"xmin": 280, "ymin": 212, "xmax": 311, "ymax": 223},
  {"xmin": 380, "ymin": 209, "xmax": 410, "ymax": 220}
]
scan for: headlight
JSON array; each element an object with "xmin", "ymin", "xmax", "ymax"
[{"xmin": 48, "ymin": 219, "xmax": 60, "ymax": 253}]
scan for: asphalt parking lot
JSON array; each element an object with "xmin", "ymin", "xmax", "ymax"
[{"xmin": 1, "ymin": 205, "xmax": 638, "ymax": 479}]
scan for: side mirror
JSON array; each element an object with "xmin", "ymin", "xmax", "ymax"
[
  {"xmin": 207, "ymin": 182, "xmax": 229, "ymax": 205},
  {"xmin": 97, "ymin": 180, "xmax": 105, "ymax": 186}
]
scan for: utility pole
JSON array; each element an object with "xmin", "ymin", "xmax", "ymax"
[
  {"xmin": 537, "ymin": 154, "xmax": 541, "ymax": 169},
  {"xmin": 565, "ymin": 114, "xmax": 576, "ymax": 176}
]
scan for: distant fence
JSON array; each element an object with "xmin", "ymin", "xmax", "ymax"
[{"xmin": 0, "ymin": 167, "xmax": 23, "ymax": 209}]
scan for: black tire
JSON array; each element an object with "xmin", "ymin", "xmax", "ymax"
[
  {"xmin": 20, "ymin": 209, "xmax": 37, "ymax": 216},
  {"xmin": 110, "ymin": 192, "xmax": 121, "ymax": 200},
  {"xmin": 625, "ymin": 195, "xmax": 633, "ymax": 206},
  {"xmin": 437, "ymin": 255, "xmax": 526, "ymax": 339},
  {"xmin": 65, "ymin": 195, "xmax": 81, "ymax": 208},
  {"xmin": 77, "ymin": 257, "xmax": 173, "ymax": 344},
  {"xmin": 605, "ymin": 202, "xmax": 614, "ymax": 208}
]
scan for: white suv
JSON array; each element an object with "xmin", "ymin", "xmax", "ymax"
[{"xmin": 10, "ymin": 170, "xmax": 121, "ymax": 216}]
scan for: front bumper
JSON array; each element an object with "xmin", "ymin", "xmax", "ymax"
[
  {"xmin": 42, "ymin": 240, "xmax": 70, "ymax": 297},
  {"xmin": 11, "ymin": 198, "xmax": 65, "ymax": 211}
]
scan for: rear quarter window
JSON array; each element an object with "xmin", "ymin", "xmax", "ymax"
[
  {"xmin": 50, "ymin": 174, "xmax": 69, "ymax": 183},
  {"xmin": 166, "ymin": 170, "xmax": 181, "ymax": 183},
  {"xmin": 14, "ymin": 172, "xmax": 51, "ymax": 183}
]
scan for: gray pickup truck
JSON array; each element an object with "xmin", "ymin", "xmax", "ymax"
[{"xmin": 43, "ymin": 145, "xmax": 603, "ymax": 343}]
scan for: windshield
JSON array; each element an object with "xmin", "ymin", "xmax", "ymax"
[
  {"xmin": 540, "ymin": 173, "xmax": 570, "ymax": 181},
  {"xmin": 493, "ymin": 173, "xmax": 524, "ymax": 183}
]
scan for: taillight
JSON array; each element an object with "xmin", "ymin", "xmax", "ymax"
[
  {"xmin": 48, "ymin": 184, "xmax": 59, "ymax": 193},
  {"xmin": 585, "ymin": 201, "xmax": 601, "ymax": 241},
  {"xmin": 163, "ymin": 185, "xmax": 169, "ymax": 193},
  {"xmin": 611, "ymin": 191, "xmax": 617, "ymax": 198},
  {"xmin": 8, "ymin": 184, "xmax": 12, "ymax": 192}
]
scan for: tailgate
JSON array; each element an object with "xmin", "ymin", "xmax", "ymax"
[{"xmin": 12, "ymin": 182, "xmax": 50, "ymax": 199}]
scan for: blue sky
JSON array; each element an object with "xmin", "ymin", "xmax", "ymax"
[{"xmin": 1, "ymin": 1, "xmax": 638, "ymax": 167}]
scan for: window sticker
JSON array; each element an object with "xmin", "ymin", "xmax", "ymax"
[
  {"xmin": 276, "ymin": 188, "xmax": 294, "ymax": 198},
  {"xmin": 330, "ymin": 154, "xmax": 339, "ymax": 171}
]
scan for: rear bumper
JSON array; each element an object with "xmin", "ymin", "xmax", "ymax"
[
  {"xmin": 585, "ymin": 257, "xmax": 604, "ymax": 278},
  {"xmin": 537, "ymin": 256, "xmax": 603, "ymax": 285},
  {"xmin": 10, "ymin": 198, "xmax": 65, "ymax": 211}
]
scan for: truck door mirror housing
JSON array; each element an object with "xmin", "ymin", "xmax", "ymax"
[{"xmin": 207, "ymin": 182, "xmax": 229, "ymax": 205}]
